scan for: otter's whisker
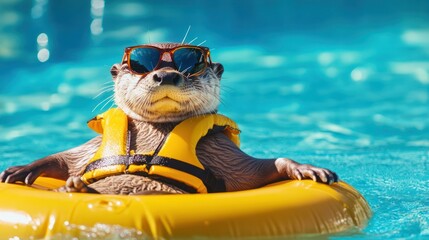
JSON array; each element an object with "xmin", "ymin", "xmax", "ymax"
[
  {"xmin": 102, "ymin": 79, "xmax": 115, "ymax": 85},
  {"xmin": 100, "ymin": 96, "xmax": 115, "ymax": 111},
  {"xmin": 180, "ymin": 66, "xmax": 192, "ymax": 75},
  {"xmin": 188, "ymin": 37, "xmax": 198, "ymax": 45},
  {"xmin": 197, "ymin": 40, "xmax": 207, "ymax": 46},
  {"xmin": 135, "ymin": 94, "xmax": 152, "ymax": 117},
  {"xmin": 100, "ymin": 84, "xmax": 115, "ymax": 90},
  {"xmin": 94, "ymin": 84, "xmax": 113, "ymax": 93},
  {"xmin": 213, "ymin": 68, "xmax": 224, "ymax": 77},
  {"xmin": 92, "ymin": 95, "xmax": 114, "ymax": 112},
  {"xmin": 186, "ymin": 97, "xmax": 200, "ymax": 117},
  {"xmin": 93, "ymin": 86, "xmax": 114, "ymax": 99},
  {"xmin": 107, "ymin": 101, "xmax": 116, "ymax": 111},
  {"xmin": 147, "ymin": 31, "xmax": 152, "ymax": 44},
  {"xmin": 181, "ymin": 25, "xmax": 191, "ymax": 45}
]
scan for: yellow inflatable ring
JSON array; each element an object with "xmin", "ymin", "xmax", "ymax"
[{"xmin": 0, "ymin": 177, "xmax": 371, "ymax": 239}]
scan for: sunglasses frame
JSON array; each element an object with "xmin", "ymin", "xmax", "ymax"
[{"xmin": 121, "ymin": 45, "xmax": 212, "ymax": 77}]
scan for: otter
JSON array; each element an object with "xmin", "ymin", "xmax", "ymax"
[{"xmin": 0, "ymin": 43, "xmax": 338, "ymax": 194}]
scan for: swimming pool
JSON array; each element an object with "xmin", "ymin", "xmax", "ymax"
[{"xmin": 1, "ymin": 0, "xmax": 428, "ymax": 239}]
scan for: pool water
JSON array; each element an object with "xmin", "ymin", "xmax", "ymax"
[{"xmin": 1, "ymin": 0, "xmax": 428, "ymax": 239}]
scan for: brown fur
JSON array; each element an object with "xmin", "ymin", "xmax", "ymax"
[{"xmin": 0, "ymin": 43, "xmax": 338, "ymax": 194}]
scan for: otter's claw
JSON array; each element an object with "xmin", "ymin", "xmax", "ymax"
[
  {"xmin": 279, "ymin": 158, "xmax": 339, "ymax": 185},
  {"xmin": 291, "ymin": 164, "xmax": 338, "ymax": 184},
  {"xmin": 0, "ymin": 165, "xmax": 42, "ymax": 185},
  {"xmin": 56, "ymin": 176, "xmax": 97, "ymax": 193}
]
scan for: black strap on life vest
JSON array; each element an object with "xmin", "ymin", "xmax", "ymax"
[
  {"xmin": 150, "ymin": 155, "xmax": 226, "ymax": 193},
  {"xmin": 82, "ymin": 154, "xmax": 226, "ymax": 193},
  {"xmin": 83, "ymin": 124, "xmax": 229, "ymax": 193}
]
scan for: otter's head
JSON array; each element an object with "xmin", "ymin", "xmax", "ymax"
[{"xmin": 111, "ymin": 43, "xmax": 224, "ymax": 123}]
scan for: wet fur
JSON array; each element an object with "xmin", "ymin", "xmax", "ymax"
[
  {"xmin": 0, "ymin": 43, "xmax": 338, "ymax": 194},
  {"xmin": 114, "ymin": 43, "xmax": 221, "ymax": 123}
]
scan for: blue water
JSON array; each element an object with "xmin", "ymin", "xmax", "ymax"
[{"xmin": 1, "ymin": 0, "xmax": 428, "ymax": 239}]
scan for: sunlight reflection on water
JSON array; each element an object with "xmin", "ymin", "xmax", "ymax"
[{"xmin": 1, "ymin": 0, "xmax": 429, "ymax": 239}]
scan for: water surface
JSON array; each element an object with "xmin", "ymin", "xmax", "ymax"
[{"xmin": 1, "ymin": 0, "xmax": 428, "ymax": 239}]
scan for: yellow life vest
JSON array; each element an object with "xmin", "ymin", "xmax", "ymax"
[{"xmin": 81, "ymin": 108, "xmax": 240, "ymax": 193}]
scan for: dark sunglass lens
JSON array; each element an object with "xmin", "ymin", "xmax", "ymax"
[
  {"xmin": 173, "ymin": 48, "xmax": 205, "ymax": 75},
  {"xmin": 129, "ymin": 48, "xmax": 160, "ymax": 74}
]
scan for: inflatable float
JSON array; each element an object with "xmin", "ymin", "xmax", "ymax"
[{"xmin": 0, "ymin": 177, "xmax": 371, "ymax": 239}]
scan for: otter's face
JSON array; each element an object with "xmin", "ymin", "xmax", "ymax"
[{"xmin": 111, "ymin": 43, "xmax": 224, "ymax": 123}]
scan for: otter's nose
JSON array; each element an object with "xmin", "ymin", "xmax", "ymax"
[{"xmin": 153, "ymin": 71, "xmax": 184, "ymax": 86}]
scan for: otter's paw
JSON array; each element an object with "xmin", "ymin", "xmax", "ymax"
[
  {"xmin": 0, "ymin": 165, "xmax": 43, "ymax": 185},
  {"xmin": 278, "ymin": 158, "xmax": 339, "ymax": 185},
  {"xmin": 291, "ymin": 164, "xmax": 339, "ymax": 185},
  {"xmin": 56, "ymin": 177, "xmax": 97, "ymax": 193}
]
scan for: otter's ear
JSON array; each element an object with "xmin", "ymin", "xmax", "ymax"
[
  {"xmin": 110, "ymin": 64, "xmax": 121, "ymax": 81},
  {"xmin": 211, "ymin": 63, "xmax": 224, "ymax": 79}
]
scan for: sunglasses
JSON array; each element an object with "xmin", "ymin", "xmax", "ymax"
[{"xmin": 121, "ymin": 45, "xmax": 212, "ymax": 77}]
